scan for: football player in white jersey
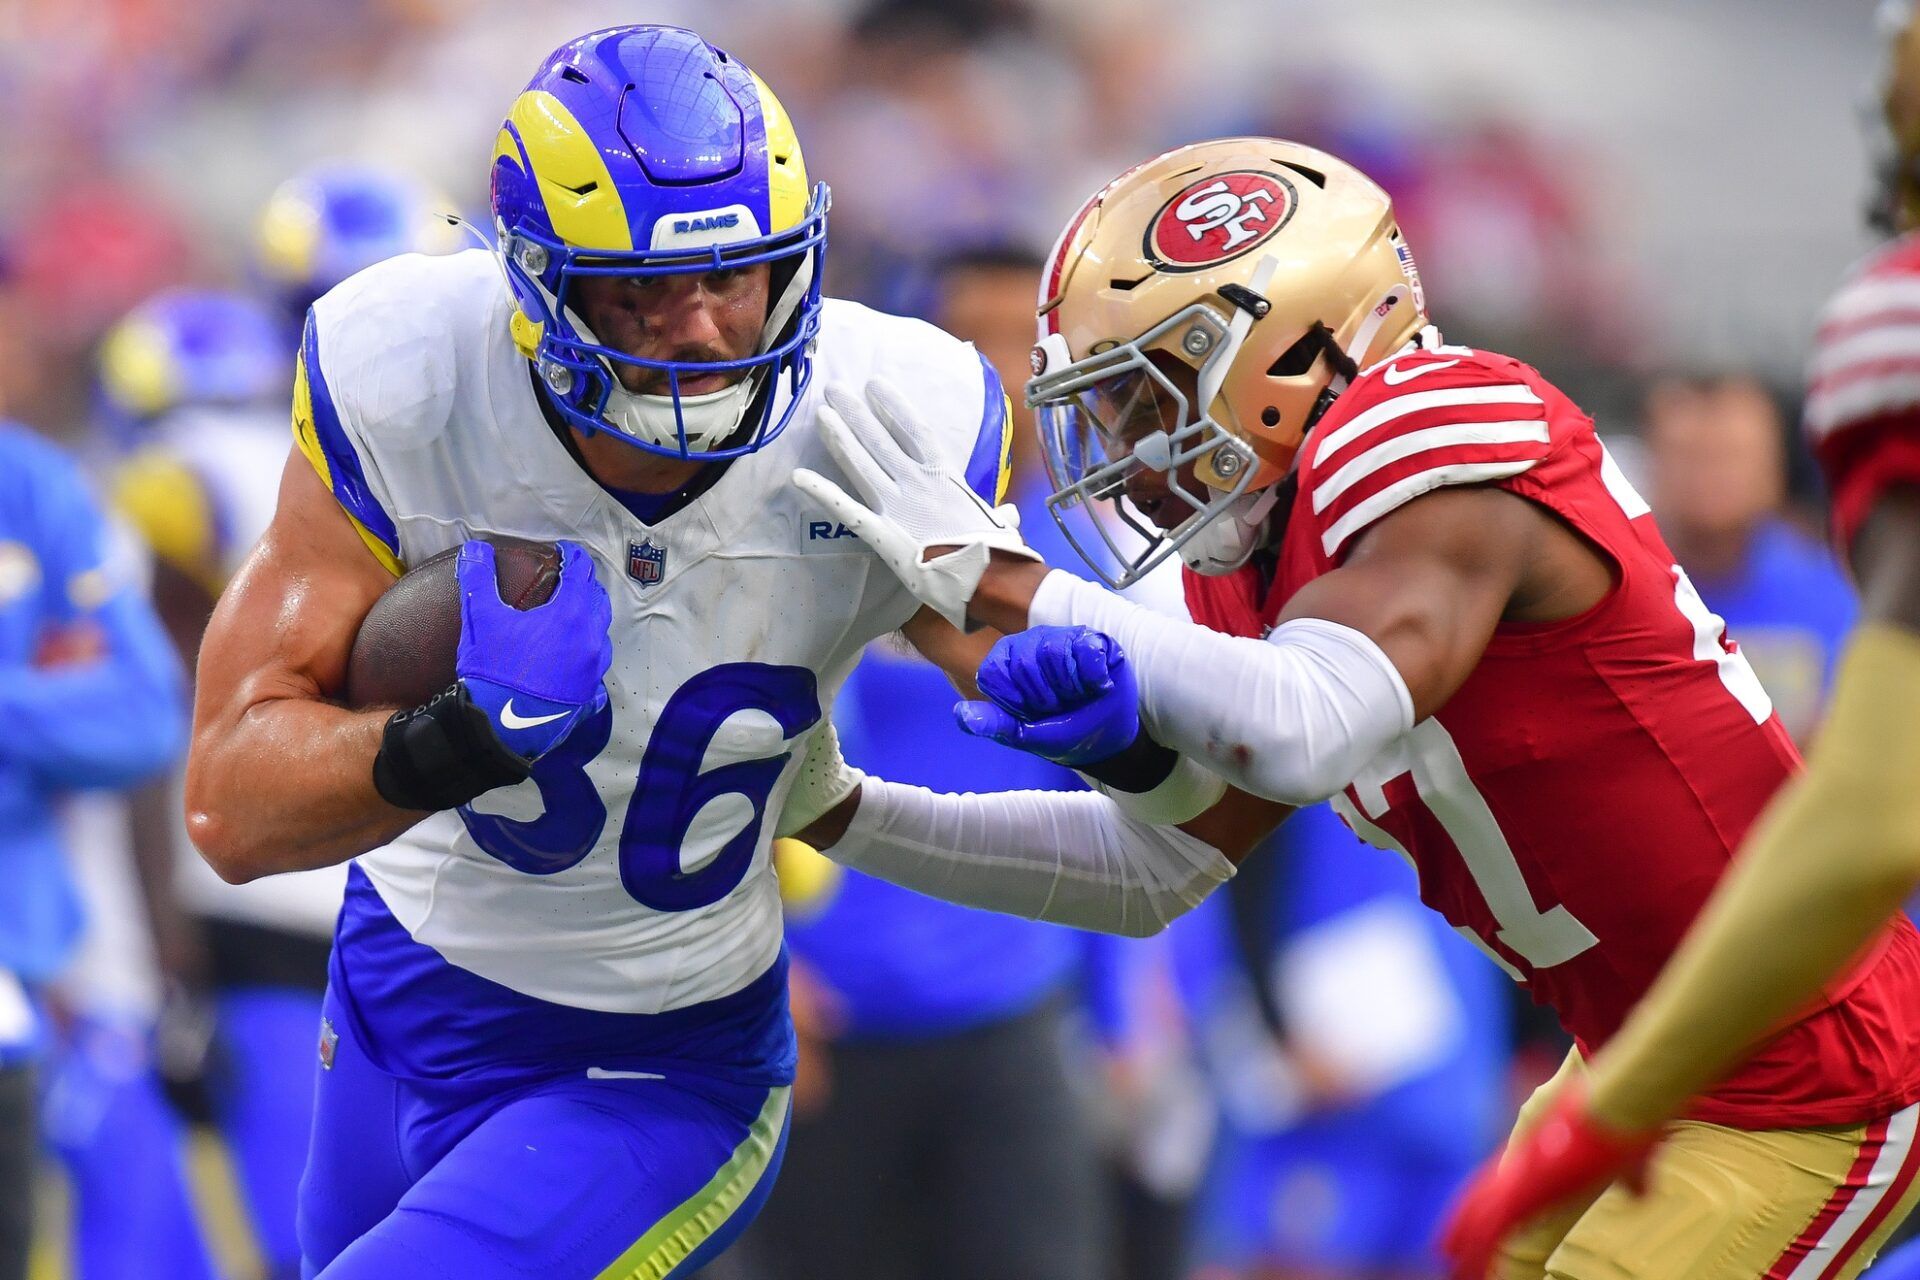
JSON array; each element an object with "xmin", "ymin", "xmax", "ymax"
[{"xmin": 184, "ymin": 24, "xmax": 1224, "ymax": 1280}]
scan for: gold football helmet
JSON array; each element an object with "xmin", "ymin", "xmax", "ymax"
[
  {"xmin": 1874, "ymin": 0, "xmax": 1920, "ymax": 234},
  {"xmin": 1028, "ymin": 137, "xmax": 1427, "ymax": 588}
]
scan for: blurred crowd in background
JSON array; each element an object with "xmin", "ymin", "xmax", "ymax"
[{"xmin": 0, "ymin": 1, "xmax": 1891, "ymax": 1278}]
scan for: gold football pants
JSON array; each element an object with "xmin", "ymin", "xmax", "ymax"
[{"xmin": 1496, "ymin": 1054, "xmax": 1920, "ymax": 1280}]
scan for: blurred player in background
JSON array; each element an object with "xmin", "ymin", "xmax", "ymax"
[
  {"xmin": 785, "ymin": 135, "xmax": 1920, "ymax": 1280},
  {"xmin": 1078, "ymin": 927, "xmax": 1217, "ymax": 1280},
  {"xmin": 934, "ymin": 247, "xmax": 1210, "ymax": 1279},
  {"xmin": 253, "ymin": 163, "xmax": 463, "ymax": 336},
  {"xmin": 1185, "ymin": 804, "xmax": 1508, "ymax": 1280},
  {"xmin": 42, "ymin": 779, "xmax": 219, "ymax": 1280},
  {"xmin": 102, "ymin": 214, "xmax": 435, "ymax": 1274},
  {"xmin": 22, "ymin": 294, "xmax": 280, "ymax": 1280},
  {"xmin": 1642, "ymin": 373, "xmax": 1856, "ymax": 740},
  {"xmin": 0, "ymin": 424, "xmax": 187, "ymax": 1280},
  {"xmin": 726, "ymin": 247, "xmax": 1112, "ymax": 1280},
  {"xmin": 1437, "ymin": 3, "xmax": 1920, "ymax": 1276}
]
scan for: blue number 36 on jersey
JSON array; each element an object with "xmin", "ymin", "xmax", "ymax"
[{"xmin": 458, "ymin": 663, "xmax": 820, "ymax": 912}]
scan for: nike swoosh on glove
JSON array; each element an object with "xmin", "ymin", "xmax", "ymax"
[
  {"xmin": 455, "ymin": 539, "xmax": 613, "ymax": 761},
  {"xmin": 792, "ymin": 378, "xmax": 1039, "ymax": 630}
]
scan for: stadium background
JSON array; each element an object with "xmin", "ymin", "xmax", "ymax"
[
  {"xmin": 0, "ymin": 0, "xmax": 1886, "ymax": 430},
  {"xmin": 0, "ymin": 1, "xmax": 1894, "ymax": 1277}
]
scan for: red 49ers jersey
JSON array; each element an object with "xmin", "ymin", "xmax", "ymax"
[
  {"xmin": 1186, "ymin": 330, "xmax": 1920, "ymax": 1129},
  {"xmin": 1806, "ymin": 231, "xmax": 1920, "ymax": 554}
]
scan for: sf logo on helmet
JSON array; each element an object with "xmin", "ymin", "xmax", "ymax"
[{"xmin": 1147, "ymin": 171, "xmax": 1296, "ymax": 271}]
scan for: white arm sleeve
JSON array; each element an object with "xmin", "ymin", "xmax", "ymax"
[
  {"xmin": 826, "ymin": 777, "xmax": 1234, "ymax": 938},
  {"xmin": 1029, "ymin": 570, "xmax": 1415, "ymax": 806}
]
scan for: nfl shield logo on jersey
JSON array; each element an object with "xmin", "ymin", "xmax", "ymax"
[{"xmin": 628, "ymin": 540, "xmax": 666, "ymax": 586}]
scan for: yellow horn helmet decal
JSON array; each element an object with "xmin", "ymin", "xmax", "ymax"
[
  {"xmin": 498, "ymin": 90, "xmax": 632, "ymax": 250},
  {"xmin": 749, "ymin": 72, "xmax": 809, "ymax": 235}
]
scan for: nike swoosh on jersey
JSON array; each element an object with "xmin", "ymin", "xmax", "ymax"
[
  {"xmin": 585, "ymin": 1067, "xmax": 666, "ymax": 1081},
  {"xmin": 1382, "ymin": 358, "xmax": 1462, "ymax": 385},
  {"xmin": 499, "ymin": 700, "xmax": 568, "ymax": 730}
]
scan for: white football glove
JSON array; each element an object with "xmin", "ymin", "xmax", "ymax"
[
  {"xmin": 775, "ymin": 719, "xmax": 866, "ymax": 840},
  {"xmin": 793, "ymin": 378, "xmax": 1040, "ymax": 630}
]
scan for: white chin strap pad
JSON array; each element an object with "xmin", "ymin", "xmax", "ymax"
[
  {"xmin": 1178, "ymin": 483, "xmax": 1280, "ymax": 576},
  {"xmin": 608, "ymin": 380, "xmax": 754, "ymax": 453}
]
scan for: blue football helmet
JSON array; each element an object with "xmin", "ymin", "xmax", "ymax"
[
  {"xmin": 97, "ymin": 289, "xmax": 287, "ymax": 426},
  {"xmin": 256, "ymin": 162, "xmax": 459, "ymax": 318},
  {"xmin": 489, "ymin": 26, "xmax": 829, "ymax": 459}
]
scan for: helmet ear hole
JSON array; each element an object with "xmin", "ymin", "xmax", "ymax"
[
  {"xmin": 1266, "ymin": 328, "xmax": 1324, "ymax": 378},
  {"xmin": 1260, "ymin": 406, "xmax": 1281, "ymax": 427},
  {"xmin": 1274, "ymin": 159, "xmax": 1328, "ymax": 189}
]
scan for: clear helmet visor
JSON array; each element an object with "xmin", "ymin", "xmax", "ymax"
[{"xmin": 1031, "ymin": 303, "xmax": 1260, "ymax": 590}]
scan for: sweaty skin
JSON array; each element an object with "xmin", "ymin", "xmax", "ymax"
[
  {"xmin": 1582, "ymin": 487, "xmax": 1920, "ymax": 1134},
  {"xmin": 186, "ymin": 450, "xmax": 410, "ymax": 881},
  {"xmin": 188, "ymin": 260, "xmax": 992, "ymax": 884}
]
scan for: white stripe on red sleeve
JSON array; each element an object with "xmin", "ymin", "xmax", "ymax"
[
  {"xmin": 1805, "ymin": 262, "xmax": 1920, "ymax": 438},
  {"xmin": 1320, "ymin": 459, "xmax": 1542, "ymax": 558},
  {"xmin": 1806, "ymin": 372, "xmax": 1920, "ymax": 439},
  {"xmin": 1818, "ymin": 275, "xmax": 1920, "ymax": 327},
  {"xmin": 1311, "ymin": 384, "xmax": 1545, "ymax": 466},
  {"xmin": 1808, "ymin": 324, "xmax": 1920, "ymax": 383},
  {"xmin": 1312, "ymin": 420, "xmax": 1553, "ymax": 514}
]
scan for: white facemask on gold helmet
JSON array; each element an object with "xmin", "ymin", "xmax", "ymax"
[{"xmin": 1027, "ymin": 137, "xmax": 1428, "ymax": 589}]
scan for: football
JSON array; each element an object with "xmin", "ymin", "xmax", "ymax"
[{"xmin": 343, "ymin": 537, "xmax": 563, "ymax": 710}]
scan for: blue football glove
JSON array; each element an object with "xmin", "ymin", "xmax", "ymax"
[
  {"xmin": 455, "ymin": 540, "xmax": 612, "ymax": 761},
  {"xmin": 954, "ymin": 625, "xmax": 1140, "ymax": 767}
]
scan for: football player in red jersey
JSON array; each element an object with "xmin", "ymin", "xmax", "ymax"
[
  {"xmin": 783, "ymin": 136, "xmax": 1920, "ymax": 1280},
  {"xmin": 1433, "ymin": 4, "xmax": 1920, "ymax": 1277}
]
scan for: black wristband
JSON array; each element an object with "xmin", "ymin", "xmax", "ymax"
[
  {"xmin": 1075, "ymin": 727, "xmax": 1180, "ymax": 794},
  {"xmin": 371, "ymin": 683, "xmax": 532, "ymax": 812}
]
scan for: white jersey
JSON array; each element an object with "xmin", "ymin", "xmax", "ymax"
[{"xmin": 301, "ymin": 249, "xmax": 1007, "ymax": 1015}]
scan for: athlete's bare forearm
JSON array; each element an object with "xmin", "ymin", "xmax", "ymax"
[
  {"xmin": 966, "ymin": 556, "xmax": 1050, "ymax": 634},
  {"xmin": 186, "ymin": 679, "xmax": 416, "ymax": 882},
  {"xmin": 186, "ymin": 452, "xmax": 414, "ymax": 882}
]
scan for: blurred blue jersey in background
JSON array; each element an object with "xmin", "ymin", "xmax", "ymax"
[
  {"xmin": 1687, "ymin": 517, "xmax": 1856, "ymax": 740},
  {"xmin": 1183, "ymin": 803, "xmax": 1512, "ymax": 1275},
  {"xmin": 0, "ymin": 423, "xmax": 187, "ymax": 1280},
  {"xmin": 0, "ymin": 423, "xmax": 185, "ymax": 1017}
]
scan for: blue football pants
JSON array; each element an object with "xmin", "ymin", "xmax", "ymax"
[
  {"xmin": 41, "ymin": 1019, "xmax": 218, "ymax": 1280},
  {"xmin": 297, "ymin": 988, "xmax": 790, "ymax": 1280},
  {"xmin": 216, "ymin": 987, "xmax": 325, "ymax": 1278}
]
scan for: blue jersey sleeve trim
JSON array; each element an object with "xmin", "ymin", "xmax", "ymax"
[
  {"xmin": 300, "ymin": 311, "xmax": 400, "ymax": 556},
  {"xmin": 963, "ymin": 351, "xmax": 1011, "ymax": 505}
]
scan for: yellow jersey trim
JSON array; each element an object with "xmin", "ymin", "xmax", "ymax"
[{"xmin": 290, "ymin": 348, "xmax": 403, "ymax": 578}]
